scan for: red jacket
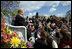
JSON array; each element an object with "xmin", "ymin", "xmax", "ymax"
[
  {"xmin": 29, "ymin": 25, "xmax": 33, "ymax": 32},
  {"xmin": 59, "ymin": 39, "xmax": 71, "ymax": 48}
]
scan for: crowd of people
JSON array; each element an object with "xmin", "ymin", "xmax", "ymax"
[{"xmin": 13, "ymin": 9, "xmax": 71, "ymax": 48}]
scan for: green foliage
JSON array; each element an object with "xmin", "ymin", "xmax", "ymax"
[
  {"xmin": 1, "ymin": 12, "xmax": 6, "ymax": 19},
  {"xmin": 1, "ymin": 9, "xmax": 18, "ymax": 18}
]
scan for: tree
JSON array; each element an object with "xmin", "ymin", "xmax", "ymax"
[
  {"xmin": 53, "ymin": 15, "xmax": 56, "ymax": 18},
  {"xmin": 1, "ymin": 9, "xmax": 18, "ymax": 18},
  {"xmin": 1, "ymin": 1, "xmax": 20, "ymax": 19},
  {"xmin": 65, "ymin": 10, "xmax": 71, "ymax": 17},
  {"xmin": 65, "ymin": 10, "xmax": 71, "ymax": 23},
  {"xmin": 1, "ymin": 1, "xmax": 20, "ymax": 11},
  {"xmin": 1, "ymin": 1, "xmax": 20, "ymax": 24}
]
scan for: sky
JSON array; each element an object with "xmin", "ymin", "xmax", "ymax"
[{"xmin": 18, "ymin": 1, "xmax": 71, "ymax": 18}]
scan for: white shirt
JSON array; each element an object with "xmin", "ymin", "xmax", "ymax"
[
  {"xmin": 51, "ymin": 29, "xmax": 56, "ymax": 37},
  {"xmin": 52, "ymin": 40, "xmax": 58, "ymax": 48}
]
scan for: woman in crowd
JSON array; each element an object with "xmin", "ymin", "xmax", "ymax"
[
  {"xmin": 58, "ymin": 29, "xmax": 71, "ymax": 48},
  {"xmin": 34, "ymin": 26, "xmax": 52, "ymax": 48},
  {"xmin": 34, "ymin": 23, "xmax": 58, "ymax": 48}
]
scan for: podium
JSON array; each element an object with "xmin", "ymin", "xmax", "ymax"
[{"xmin": 8, "ymin": 25, "xmax": 27, "ymax": 42}]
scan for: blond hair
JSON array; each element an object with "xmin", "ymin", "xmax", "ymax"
[{"xmin": 18, "ymin": 9, "xmax": 25, "ymax": 14}]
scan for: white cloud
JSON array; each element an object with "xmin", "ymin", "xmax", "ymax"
[
  {"xmin": 45, "ymin": 1, "xmax": 71, "ymax": 7},
  {"xmin": 49, "ymin": 8, "xmax": 56, "ymax": 12},
  {"xmin": 56, "ymin": 13, "xmax": 65, "ymax": 17},
  {"xmin": 19, "ymin": 1, "xmax": 71, "ymax": 12},
  {"xmin": 19, "ymin": 1, "xmax": 60, "ymax": 11},
  {"xmin": 28, "ymin": 12, "xmax": 36, "ymax": 18},
  {"xmin": 43, "ymin": 14, "xmax": 50, "ymax": 18},
  {"xmin": 28, "ymin": 12, "xmax": 50, "ymax": 18},
  {"xmin": 45, "ymin": 1, "xmax": 60, "ymax": 7},
  {"xmin": 19, "ymin": 1, "xmax": 45, "ymax": 11},
  {"xmin": 33, "ymin": 12, "xmax": 36, "ymax": 16},
  {"xmin": 61, "ymin": 1, "xmax": 71, "ymax": 6},
  {"xmin": 43, "ymin": 14, "xmax": 50, "ymax": 16},
  {"xmin": 28, "ymin": 13, "xmax": 32, "ymax": 18}
]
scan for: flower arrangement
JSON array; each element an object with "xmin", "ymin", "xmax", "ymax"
[{"xmin": 1, "ymin": 18, "xmax": 33, "ymax": 48}]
